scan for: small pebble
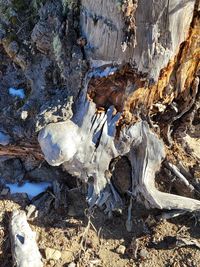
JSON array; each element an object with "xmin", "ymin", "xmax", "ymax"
[
  {"xmin": 116, "ymin": 245, "xmax": 126, "ymax": 255},
  {"xmin": 0, "ymin": 132, "xmax": 10, "ymax": 146},
  {"xmin": 62, "ymin": 250, "xmax": 74, "ymax": 263},
  {"xmin": 21, "ymin": 193, "xmax": 28, "ymax": 199},
  {"xmin": 90, "ymin": 259, "xmax": 101, "ymax": 265},
  {"xmin": 7, "ymin": 41, "xmax": 19, "ymax": 56},
  {"xmin": 68, "ymin": 262, "xmax": 76, "ymax": 267},
  {"xmin": 0, "ymin": 188, "xmax": 10, "ymax": 196},
  {"xmin": 21, "ymin": 110, "xmax": 28, "ymax": 120},
  {"xmin": 26, "ymin": 204, "xmax": 38, "ymax": 219},
  {"xmin": 139, "ymin": 248, "xmax": 148, "ymax": 259},
  {"xmin": 45, "ymin": 248, "xmax": 61, "ymax": 261}
]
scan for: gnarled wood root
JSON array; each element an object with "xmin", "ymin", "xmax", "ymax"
[{"xmin": 38, "ymin": 95, "xmax": 200, "ymax": 214}]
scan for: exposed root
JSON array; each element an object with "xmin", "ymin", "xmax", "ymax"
[
  {"xmin": 38, "ymin": 97, "xmax": 200, "ymax": 214},
  {"xmin": 0, "ymin": 142, "xmax": 43, "ymax": 161}
]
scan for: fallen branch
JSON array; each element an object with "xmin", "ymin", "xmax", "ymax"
[
  {"xmin": 164, "ymin": 161, "xmax": 195, "ymax": 197},
  {"xmin": 150, "ymin": 236, "xmax": 200, "ymax": 250},
  {"xmin": 10, "ymin": 210, "xmax": 43, "ymax": 267}
]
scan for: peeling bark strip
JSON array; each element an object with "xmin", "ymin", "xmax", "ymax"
[{"xmin": 10, "ymin": 210, "xmax": 43, "ymax": 267}]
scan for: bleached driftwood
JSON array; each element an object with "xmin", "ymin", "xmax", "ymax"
[
  {"xmin": 38, "ymin": 87, "xmax": 200, "ymax": 214},
  {"xmin": 10, "ymin": 210, "xmax": 43, "ymax": 267}
]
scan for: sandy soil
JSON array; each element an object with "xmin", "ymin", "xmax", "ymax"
[{"xmin": 0, "ymin": 187, "xmax": 200, "ymax": 267}]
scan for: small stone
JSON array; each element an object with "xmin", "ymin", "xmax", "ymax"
[
  {"xmin": 21, "ymin": 110, "xmax": 28, "ymax": 120},
  {"xmin": 184, "ymin": 135, "xmax": 200, "ymax": 160},
  {"xmin": 49, "ymin": 260, "xmax": 55, "ymax": 265},
  {"xmin": 21, "ymin": 193, "xmax": 28, "ymax": 199},
  {"xmin": 139, "ymin": 248, "xmax": 148, "ymax": 259},
  {"xmin": 145, "ymin": 215, "xmax": 156, "ymax": 227},
  {"xmin": 116, "ymin": 245, "xmax": 126, "ymax": 255},
  {"xmin": 0, "ymin": 188, "xmax": 10, "ymax": 196},
  {"xmin": 45, "ymin": 248, "xmax": 61, "ymax": 261},
  {"xmin": 26, "ymin": 204, "xmax": 38, "ymax": 219},
  {"xmin": 0, "ymin": 132, "xmax": 10, "ymax": 146},
  {"xmin": 68, "ymin": 262, "xmax": 76, "ymax": 267},
  {"xmin": 90, "ymin": 259, "xmax": 101, "ymax": 265},
  {"xmin": 62, "ymin": 251, "xmax": 74, "ymax": 263},
  {"xmin": 7, "ymin": 41, "xmax": 19, "ymax": 56}
]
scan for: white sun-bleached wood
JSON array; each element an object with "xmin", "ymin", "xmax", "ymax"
[
  {"xmin": 10, "ymin": 210, "xmax": 43, "ymax": 267},
  {"xmin": 38, "ymin": 91, "xmax": 200, "ymax": 214}
]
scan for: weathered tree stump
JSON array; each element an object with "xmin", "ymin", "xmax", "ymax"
[
  {"xmin": 0, "ymin": 0, "xmax": 199, "ymax": 217},
  {"xmin": 38, "ymin": 0, "xmax": 200, "ymax": 214}
]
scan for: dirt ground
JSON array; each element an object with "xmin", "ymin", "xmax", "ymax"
[{"xmin": 0, "ymin": 186, "xmax": 200, "ymax": 267}]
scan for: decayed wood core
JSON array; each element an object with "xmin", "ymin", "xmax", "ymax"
[{"xmin": 87, "ymin": 12, "xmax": 200, "ymax": 125}]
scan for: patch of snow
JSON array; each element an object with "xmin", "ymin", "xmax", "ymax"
[
  {"xmin": 9, "ymin": 87, "xmax": 25, "ymax": 99},
  {"xmin": 90, "ymin": 59, "xmax": 113, "ymax": 69},
  {"xmin": 88, "ymin": 66, "xmax": 118, "ymax": 78},
  {"xmin": 6, "ymin": 182, "xmax": 52, "ymax": 199},
  {"xmin": 0, "ymin": 132, "xmax": 10, "ymax": 146}
]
